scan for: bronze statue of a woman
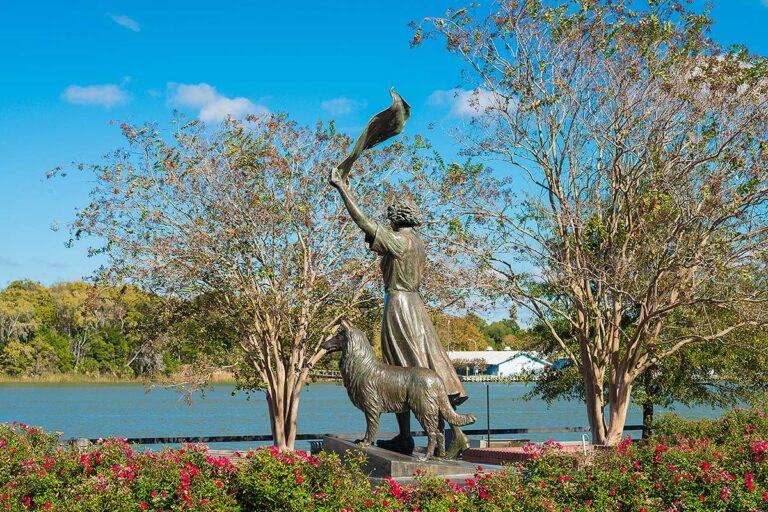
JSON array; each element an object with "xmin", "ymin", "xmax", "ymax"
[{"xmin": 329, "ymin": 167, "xmax": 470, "ymax": 457}]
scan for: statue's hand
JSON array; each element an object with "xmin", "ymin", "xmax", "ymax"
[{"xmin": 329, "ymin": 167, "xmax": 345, "ymax": 190}]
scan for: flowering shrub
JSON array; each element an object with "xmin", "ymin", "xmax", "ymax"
[
  {"xmin": 0, "ymin": 422, "xmax": 239, "ymax": 511},
  {"xmin": 2, "ymin": 408, "xmax": 768, "ymax": 511},
  {"xmin": 235, "ymin": 446, "xmax": 374, "ymax": 511}
]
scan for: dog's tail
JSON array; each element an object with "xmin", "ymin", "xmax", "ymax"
[{"xmin": 439, "ymin": 396, "xmax": 477, "ymax": 427}]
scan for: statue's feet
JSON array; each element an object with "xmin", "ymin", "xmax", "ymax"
[
  {"xmin": 376, "ymin": 434, "xmax": 415, "ymax": 455},
  {"xmin": 444, "ymin": 430, "xmax": 469, "ymax": 460}
]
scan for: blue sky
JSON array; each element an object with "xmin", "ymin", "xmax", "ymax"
[{"xmin": 1, "ymin": 0, "xmax": 767, "ymax": 287}]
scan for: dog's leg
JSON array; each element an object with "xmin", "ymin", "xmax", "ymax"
[
  {"xmin": 424, "ymin": 431, "xmax": 436, "ymax": 461},
  {"xmin": 436, "ymin": 415, "xmax": 446, "ymax": 457},
  {"xmin": 444, "ymin": 396, "xmax": 470, "ymax": 459},
  {"xmin": 436, "ymin": 430, "xmax": 446, "ymax": 458},
  {"xmin": 414, "ymin": 413, "xmax": 438, "ymax": 461},
  {"xmin": 360, "ymin": 409, "xmax": 381, "ymax": 446}
]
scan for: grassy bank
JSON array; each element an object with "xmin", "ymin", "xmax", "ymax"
[{"xmin": 0, "ymin": 371, "xmax": 237, "ymax": 385}]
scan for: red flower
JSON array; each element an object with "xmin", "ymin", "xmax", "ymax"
[{"xmin": 745, "ymin": 473, "xmax": 755, "ymax": 492}]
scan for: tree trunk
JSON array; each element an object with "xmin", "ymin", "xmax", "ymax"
[
  {"xmin": 642, "ymin": 400, "xmax": 654, "ymax": 439},
  {"xmin": 582, "ymin": 365, "xmax": 608, "ymax": 444},
  {"xmin": 605, "ymin": 378, "xmax": 633, "ymax": 446},
  {"xmin": 265, "ymin": 371, "xmax": 305, "ymax": 452},
  {"xmin": 583, "ymin": 363, "xmax": 635, "ymax": 446},
  {"xmin": 640, "ymin": 368, "xmax": 656, "ymax": 440}
]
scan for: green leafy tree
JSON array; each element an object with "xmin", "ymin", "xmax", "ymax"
[
  {"xmin": 432, "ymin": 313, "xmax": 488, "ymax": 351},
  {"xmin": 49, "ymin": 282, "xmax": 157, "ymax": 374},
  {"xmin": 0, "ymin": 340, "xmax": 34, "ymax": 376},
  {"xmin": 484, "ymin": 319, "xmax": 522, "ymax": 349},
  {"xmin": 419, "ymin": 0, "xmax": 768, "ymax": 444},
  {"xmin": 0, "ymin": 280, "xmax": 54, "ymax": 345}
]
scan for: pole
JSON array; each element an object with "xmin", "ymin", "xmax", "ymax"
[{"xmin": 486, "ymin": 383, "xmax": 491, "ymax": 445}]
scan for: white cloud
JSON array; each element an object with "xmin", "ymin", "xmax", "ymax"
[
  {"xmin": 167, "ymin": 82, "xmax": 268, "ymax": 123},
  {"xmin": 321, "ymin": 96, "xmax": 365, "ymax": 116},
  {"xmin": 61, "ymin": 84, "xmax": 130, "ymax": 107},
  {"xmin": 428, "ymin": 88, "xmax": 510, "ymax": 118},
  {"xmin": 108, "ymin": 13, "xmax": 140, "ymax": 32},
  {"xmin": 763, "ymin": 0, "xmax": 768, "ymax": 7}
]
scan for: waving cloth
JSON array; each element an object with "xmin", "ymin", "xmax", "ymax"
[{"xmin": 337, "ymin": 88, "xmax": 411, "ymax": 181}]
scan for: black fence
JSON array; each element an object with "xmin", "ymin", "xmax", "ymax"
[{"xmin": 70, "ymin": 425, "xmax": 645, "ymax": 446}]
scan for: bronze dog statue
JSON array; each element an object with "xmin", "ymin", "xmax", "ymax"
[{"xmin": 321, "ymin": 322, "xmax": 476, "ymax": 459}]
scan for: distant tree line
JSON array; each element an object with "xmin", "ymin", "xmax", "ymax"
[
  {"xmin": 0, "ymin": 280, "xmax": 233, "ymax": 379},
  {"xmin": 0, "ymin": 279, "xmax": 528, "ymax": 380}
]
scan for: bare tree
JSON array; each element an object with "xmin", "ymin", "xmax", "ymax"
[
  {"xmin": 419, "ymin": 0, "xmax": 768, "ymax": 444},
  {"xmin": 63, "ymin": 114, "xmax": 424, "ymax": 450}
]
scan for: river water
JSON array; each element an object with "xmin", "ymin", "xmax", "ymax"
[{"xmin": 0, "ymin": 382, "xmax": 723, "ymax": 451}]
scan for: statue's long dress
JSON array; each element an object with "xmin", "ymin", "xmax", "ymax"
[{"xmin": 367, "ymin": 223, "xmax": 468, "ymax": 405}]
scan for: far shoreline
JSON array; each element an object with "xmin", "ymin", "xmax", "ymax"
[{"xmin": 0, "ymin": 371, "xmax": 239, "ymax": 386}]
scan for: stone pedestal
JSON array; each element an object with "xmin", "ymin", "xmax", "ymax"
[{"xmin": 322, "ymin": 436, "xmax": 482, "ymax": 483}]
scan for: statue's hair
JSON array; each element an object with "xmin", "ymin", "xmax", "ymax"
[{"xmin": 386, "ymin": 198, "xmax": 422, "ymax": 227}]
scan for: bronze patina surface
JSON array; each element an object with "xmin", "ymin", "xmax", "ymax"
[
  {"xmin": 329, "ymin": 90, "xmax": 472, "ymax": 458},
  {"xmin": 321, "ymin": 324, "xmax": 476, "ymax": 460}
]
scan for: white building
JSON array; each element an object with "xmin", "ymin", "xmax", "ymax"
[{"xmin": 447, "ymin": 347, "xmax": 551, "ymax": 378}]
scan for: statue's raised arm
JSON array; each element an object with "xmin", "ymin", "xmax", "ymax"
[
  {"xmin": 329, "ymin": 88, "xmax": 411, "ymax": 239},
  {"xmin": 329, "ymin": 166, "xmax": 377, "ymax": 239}
]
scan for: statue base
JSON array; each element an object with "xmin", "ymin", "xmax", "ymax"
[{"xmin": 322, "ymin": 436, "xmax": 483, "ymax": 484}]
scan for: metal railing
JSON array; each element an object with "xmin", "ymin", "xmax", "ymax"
[
  {"xmin": 69, "ymin": 425, "xmax": 645, "ymax": 446},
  {"xmin": 309, "ymin": 370, "xmax": 342, "ymax": 379}
]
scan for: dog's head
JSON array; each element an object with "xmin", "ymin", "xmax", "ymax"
[
  {"xmin": 321, "ymin": 318, "xmax": 353, "ymax": 354},
  {"xmin": 320, "ymin": 318, "xmax": 373, "ymax": 355},
  {"xmin": 321, "ymin": 331, "xmax": 346, "ymax": 354}
]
